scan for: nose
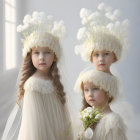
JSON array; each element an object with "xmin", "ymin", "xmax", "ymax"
[
  {"xmin": 98, "ymin": 55, "xmax": 104, "ymax": 62},
  {"xmin": 88, "ymin": 91, "xmax": 93, "ymax": 97},
  {"xmin": 39, "ymin": 53, "xmax": 45, "ymax": 61}
]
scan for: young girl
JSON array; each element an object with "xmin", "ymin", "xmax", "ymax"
[
  {"xmin": 74, "ymin": 69, "xmax": 127, "ymax": 140},
  {"xmin": 3, "ymin": 11, "xmax": 73, "ymax": 140},
  {"xmin": 75, "ymin": 3, "xmax": 129, "ymax": 74}
]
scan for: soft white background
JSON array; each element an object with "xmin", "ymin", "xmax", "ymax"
[{"xmin": 0, "ymin": 0, "xmax": 140, "ymax": 139}]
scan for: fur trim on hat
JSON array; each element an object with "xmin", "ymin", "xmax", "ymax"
[
  {"xmin": 74, "ymin": 69, "xmax": 119, "ymax": 101},
  {"xmin": 23, "ymin": 32, "xmax": 61, "ymax": 59}
]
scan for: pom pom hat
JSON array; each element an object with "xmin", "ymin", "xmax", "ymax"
[
  {"xmin": 17, "ymin": 11, "xmax": 66, "ymax": 59},
  {"xmin": 75, "ymin": 2, "xmax": 130, "ymax": 61},
  {"xmin": 74, "ymin": 69, "xmax": 119, "ymax": 101}
]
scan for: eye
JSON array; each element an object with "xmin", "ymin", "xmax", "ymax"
[
  {"xmin": 44, "ymin": 51, "xmax": 52, "ymax": 54},
  {"xmin": 84, "ymin": 88, "xmax": 89, "ymax": 92},
  {"xmin": 105, "ymin": 52, "xmax": 109, "ymax": 56},
  {"xmin": 94, "ymin": 53, "xmax": 99, "ymax": 57},
  {"xmin": 34, "ymin": 51, "xmax": 39, "ymax": 54},
  {"xmin": 92, "ymin": 88, "xmax": 99, "ymax": 91}
]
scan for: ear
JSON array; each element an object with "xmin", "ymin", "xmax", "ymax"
[{"xmin": 112, "ymin": 53, "xmax": 117, "ymax": 63}]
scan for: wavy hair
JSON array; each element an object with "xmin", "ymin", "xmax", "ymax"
[{"xmin": 16, "ymin": 51, "xmax": 66, "ymax": 106}]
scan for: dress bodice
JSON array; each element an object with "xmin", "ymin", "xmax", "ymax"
[{"xmin": 24, "ymin": 76, "xmax": 55, "ymax": 94}]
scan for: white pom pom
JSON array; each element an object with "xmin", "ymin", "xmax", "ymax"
[
  {"xmin": 23, "ymin": 15, "xmax": 31, "ymax": 25},
  {"xmin": 17, "ymin": 25, "xmax": 23, "ymax": 32},
  {"xmin": 105, "ymin": 12, "xmax": 112, "ymax": 19},
  {"xmin": 84, "ymin": 127, "xmax": 93, "ymax": 139},
  {"xmin": 80, "ymin": 8, "xmax": 91, "ymax": 18},
  {"xmin": 77, "ymin": 27, "xmax": 86, "ymax": 40},
  {"xmin": 98, "ymin": 2, "xmax": 106, "ymax": 11},
  {"xmin": 106, "ymin": 23, "xmax": 114, "ymax": 30},
  {"xmin": 113, "ymin": 9, "xmax": 121, "ymax": 17},
  {"xmin": 32, "ymin": 11, "xmax": 39, "ymax": 19}
]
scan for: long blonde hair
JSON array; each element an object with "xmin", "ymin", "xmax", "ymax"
[{"xmin": 17, "ymin": 51, "xmax": 66, "ymax": 106}]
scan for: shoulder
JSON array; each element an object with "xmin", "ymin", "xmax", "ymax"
[
  {"xmin": 24, "ymin": 76, "xmax": 54, "ymax": 94},
  {"xmin": 96, "ymin": 112, "xmax": 127, "ymax": 133}
]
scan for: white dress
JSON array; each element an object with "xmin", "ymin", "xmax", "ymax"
[
  {"xmin": 78, "ymin": 112, "xmax": 127, "ymax": 140},
  {"xmin": 18, "ymin": 76, "xmax": 73, "ymax": 140}
]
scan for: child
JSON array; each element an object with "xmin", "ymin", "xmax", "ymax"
[
  {"xmin": 74, "ymin": 69, "xmax": 127, "ymax": 140},
  {"xmin": 75, "ymin": 3, "xmax": 129, "ymax": 74},
  {"xmin": 2, "ymin": 11, "xmax": 73, "ymax": 140}
]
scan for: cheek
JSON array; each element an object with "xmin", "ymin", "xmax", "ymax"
[
  {"xmin": 92, "ymin": 58, "xmax": 98, "ymax": 65},
  {"xmin": 32, "ymin": 56, "xmax": 38, "ymax": 64},
  {"xmin": 95, "ymin": 92, "xmax": 106, "ymax": 102}
]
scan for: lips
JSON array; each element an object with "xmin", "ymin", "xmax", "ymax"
[
  {"xmin": 99, "ymin": 64, "xmax": 105, "ymax": 66},
  {"xmin": 39, "ymin": 63, "xmax": 46, "ymax": 65},
  {"xmin": 89, "ymin": 99, "xmax": 95, "ymax": 102}
]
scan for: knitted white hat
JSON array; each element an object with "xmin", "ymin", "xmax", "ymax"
[
  {"xmin": 17, "ymin": 11, "xmax": 66, "ymax": 59},
  {"xmin": 75, "ymin": 3, "xmax": 129, "ymax": 61},
  {"xmin": 74, "ymin": 69, "xmax": 119, "ymax": 101}
]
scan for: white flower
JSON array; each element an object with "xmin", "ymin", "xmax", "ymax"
[
  {"xmin": 80, "ymin": 8, "xmax": 91, "ymax": 18},
  {"xmin": 95, "ymin": 114, "xmax": 101, "ymax": 119},
  {"xmin": 84, "ymin": 127, "xmax": 93, "ymax": 139},
  {"xmin": 98, "ymin": 2, "xmax": 106, "ymax": 11},
  {"xmin": 77, "ymin": 27, "xmax": 86, "ymax": 40}
]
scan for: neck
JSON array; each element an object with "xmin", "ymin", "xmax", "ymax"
[
  {"xmin": 103, "ymin": 69, "xmax": 112, "ymax": 75},
  {"xmin": 102, "ymin": 104, "xmax": 112, "ymax": 114},
  {"xmin": 34, "ymin": 69, "xmax": 50, "ymax": 80}
]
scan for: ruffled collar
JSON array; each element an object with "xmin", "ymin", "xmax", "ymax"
[{"xmin": 24, "ymin": 76, "xmax": 54, "ymax": 94}]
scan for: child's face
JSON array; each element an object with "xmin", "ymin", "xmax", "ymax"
[
  {"xmin": 31, "ymin": 47, "xmax": 55, "ymax": 72},
  {"xmin": 83, "ymin": 81, "xmax": 109, "ymax": 108},
  {"xmin": 91, "ymin": 50, "xmax": 116, "ymax": 73}
]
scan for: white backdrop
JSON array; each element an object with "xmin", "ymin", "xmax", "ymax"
[{"xmin": 0, "ymin": 0, "xmax": 140, "ymax": 139}]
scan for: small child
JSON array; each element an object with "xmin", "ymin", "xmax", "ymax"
[
  {"xmin": 74, "ymin": 69, "xmax": 127, "ymax": 140},
  {"xmin": 75, "ymin": 3, "xmax": 129, "ymax": 74},
  {"xmin": 2, "ymin": 11, "xmax": 73, "ymax": 140}
]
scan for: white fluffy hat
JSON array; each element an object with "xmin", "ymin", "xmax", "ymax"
[
  {"xmin": 75, "ymin": 3, "xmax": 129, "ymax": 62},
  {"xmin": 74, "ymin": 69, "xmax": 119, "ymax": 100},
  {"xmin": 17, "ymin": 11, "xmax": 66, "ymax": 59}
]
